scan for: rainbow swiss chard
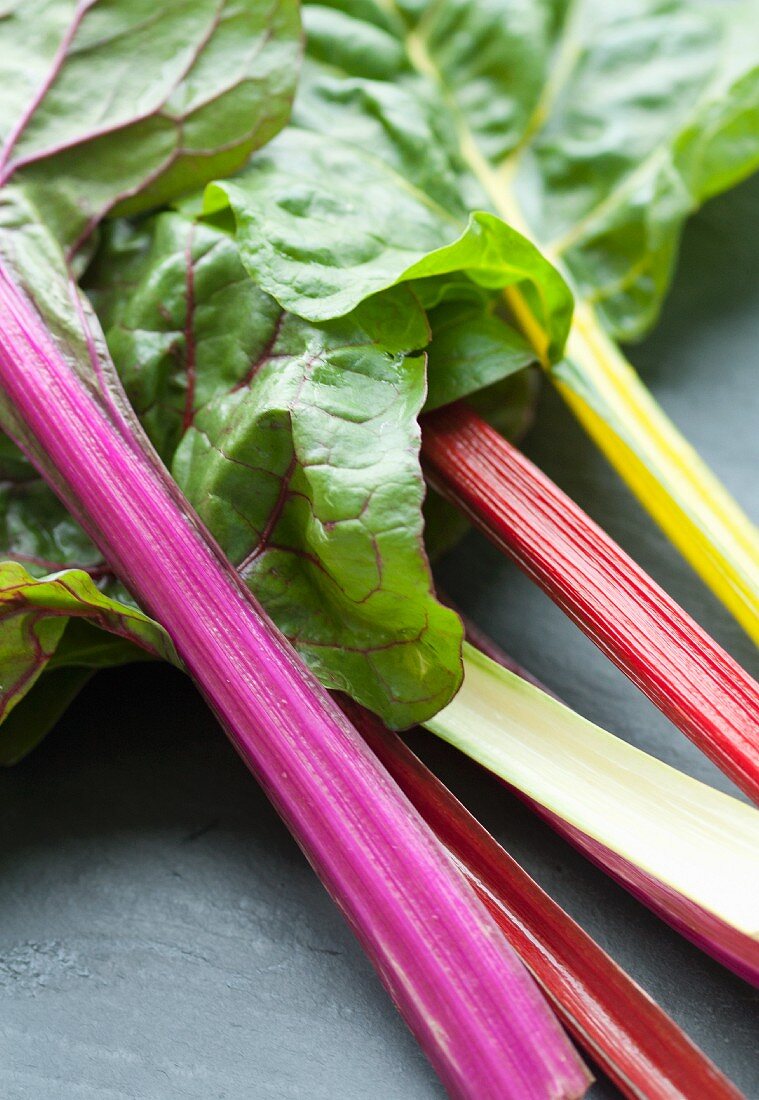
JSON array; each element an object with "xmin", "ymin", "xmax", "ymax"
[
  {"xmin": 0, "ymin": 3, "xmax": 594, "ymax": 1095},
  {"xmin": 69, "ymin": 195, "xmax": 756, "ymax": 990},
  {"xmin": 77, "ymin": 205, "xmax": 759, "ymax": 984},
  {"xmin": 216, "ymin": 0, "xmax": 759, "ymax": 641},
  {"xmin": 76, "ymin": 196, "xmax": 759, "ymax": 969},
  {"xmin": 0, "ymin": 1, "xmax": 755, "ymax": 1091},
  {"xmin": 56, "ymin": 198, "xmax": 756, "ymax": 990}
]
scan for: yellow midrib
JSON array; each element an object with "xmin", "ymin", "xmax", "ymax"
[{"xmin": 401, "ymin": 12, "xmax": 759, "ymax": 640}]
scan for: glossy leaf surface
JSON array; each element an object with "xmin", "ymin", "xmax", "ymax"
[{"xmin": 201, "ymin": 27, "xmax": 573, "ymax": 356}]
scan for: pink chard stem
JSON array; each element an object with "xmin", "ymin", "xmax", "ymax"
[
  {"xmin": 343, "ymin": 701, "xmax": 744, "ymax": 1100},
  {"xmin": 0, "ymin": 266, "xmax": 590, "ymax": 1098}
]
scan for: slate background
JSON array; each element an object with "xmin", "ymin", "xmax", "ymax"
[{"xmin": 1, "ymin": 176, "xmax": 758, "ymax": 1098}]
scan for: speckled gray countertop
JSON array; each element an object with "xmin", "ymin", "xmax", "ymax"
[{"xmin": 1, "ymin": 177, "xmax": 758, "ymax": 1099}]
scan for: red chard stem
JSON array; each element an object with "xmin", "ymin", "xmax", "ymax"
[
  {"xmin": 344, "ymin": 700, "xmax": 744, "ymax": 1100},
  {"xmin": 423, "ymin": 403, "xmax": 759, "ymax": 803}
]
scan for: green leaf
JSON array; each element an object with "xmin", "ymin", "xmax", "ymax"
[
  {"xmin": 424, "ymin": 299, "xmax": 534, "ymax": 411},
  {"xmin": 202, "ymin": 106, "xmax": 573, "ymax": 358},
  {"xmin": 0, "ymin": 0, "xmax": 301, "ymax": 743},
  {"xmin": 0, "ymin": 561, "xmax": 177, "ymax": 735},
  {"xmin": 0, "ymin": 0, "xmax": 301, "ymax": 250},
  {"xmin": 92, "ymin": 213, "xmax": 463, "ymax": 728},
  {"xmin": 383, "ymin": 0, "xmax": 759, "ymax": 341}
]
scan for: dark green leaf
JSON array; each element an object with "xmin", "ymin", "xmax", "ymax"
[
  {"xmin": 92, "ymin": 213, "xmax": 463, "ymax": 727},
  {"xmin": 0, "ymin": 0, "xmax": 301, "ymax": 250},
  {"xmin": 385, "ymin": 0, "xmax": 759, "ymax": 340}
]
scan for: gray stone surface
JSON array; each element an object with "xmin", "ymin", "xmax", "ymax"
[{"xmin": 1, "ymin": 178, "xmax": 758, "ymax": 1098}]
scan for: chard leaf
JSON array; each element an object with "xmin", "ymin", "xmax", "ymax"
[
  {"xmin": 385, "ymin": 0, "xmax": 759, "ymax": 341},
  {"xmin": 0, "ymin": 0, "xmax": 301, "ymax": 250},
  {"xmin": 424, "ymin": 300, "xmax": 534, "ymax": 411},
  {"xmin": 90, "ymin": 213, "xmax": 463, "ymax": 727},
  {"xmin": 0, "ymin": 561, "xmax": 177, "ymax": 730},
  {"xmin": 205, "ymin": 139, "xmax": 571, "ymax": 358},
  {"xmin": 202, "ymin": 106, "xmax": 573, "ymax": 361},
  {"xmin": 0, "ymin": 0, "xmax": 302, "ymax": 739}
]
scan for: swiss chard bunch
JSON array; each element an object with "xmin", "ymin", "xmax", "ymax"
[
  {"xmin": 0, "ymin": 3, "xmax": 604, "ymax": 1095},
  {"xmin": 9, "ymin": 0, "xmax": 758, "ymax": 747},
  {"xmin": 1, "ymin": 2, "xmax": 758, "ymax": 1097}
]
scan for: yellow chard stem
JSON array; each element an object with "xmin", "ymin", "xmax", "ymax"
[
  {"xmin": 500, "ymin": 161, "xmax": 759, "ymax": 643},
  {"xmin": 405, "ymin": 11, "xmax": 759, "ymax": 641},
  {"xmin": 464, "ymin": 96, "xmax": 759, "ymax": 639},
  {"xmin": 555, "ymin": 302, "xmax": 759, "ymax": 643}
]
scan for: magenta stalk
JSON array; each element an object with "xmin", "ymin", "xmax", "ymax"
[{"xmin": 0, "ymin": 265, "xmax": 590, "ymax": 1099}]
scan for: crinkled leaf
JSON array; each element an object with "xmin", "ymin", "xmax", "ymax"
[
  {"xmin": 0, "ymin": 0, "xmax": 301, "ymax": 494},
  {"xmin": 384, "ymin": 0, "xmax": 759, "ymax": 341},
  {"xmin": 0, "ymin": 0, "xmax": 301, "ymax": 250},
  {"xmin": 91, "ymin": 213, "xmax": 463, "ymax": 727},
  {"xmin": 202, "ymin": 104, "xmax": 573, "ymax": 359},
  {"xmin": 297, "ymin": 0, "xmax": 759, "ymax": 642},
  {"xmin": 0, "ymin": 561, "xmax": 177, "ymax": 732}
]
